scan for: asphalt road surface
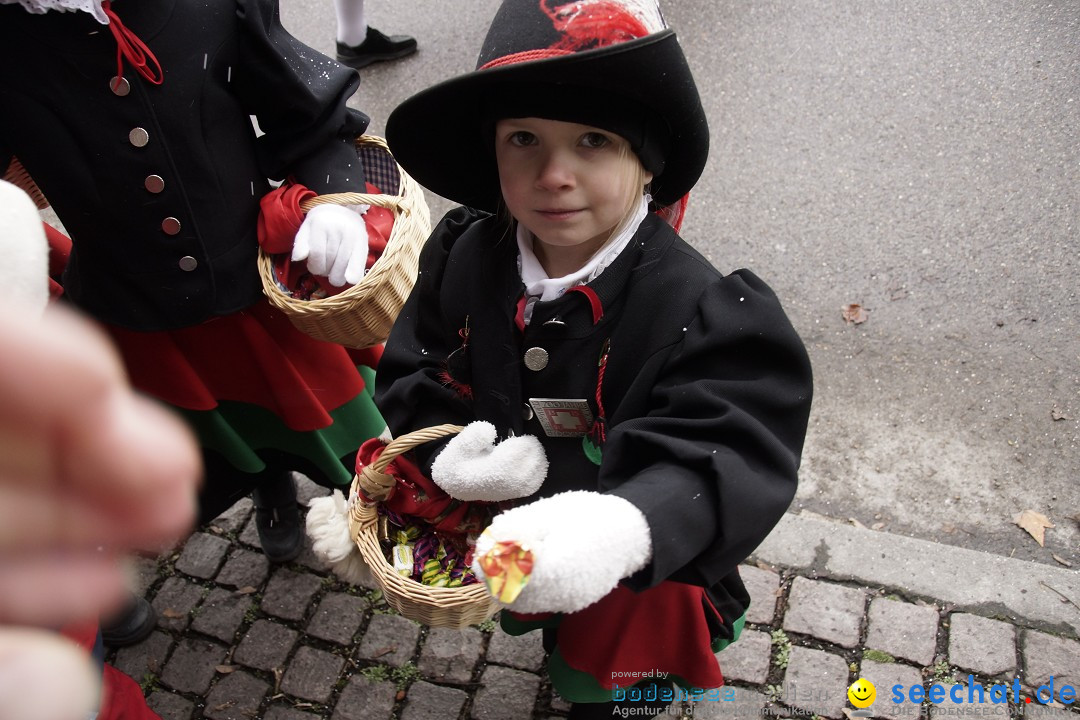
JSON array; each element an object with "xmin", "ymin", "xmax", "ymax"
[{"xmin": 280, "ymin": 0, "xmax": 1080, "ymax": 567}]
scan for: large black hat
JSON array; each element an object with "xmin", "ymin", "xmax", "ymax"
[{"xmin": 386, "ymin": 0, "xmax": 709, "ymax": 212}]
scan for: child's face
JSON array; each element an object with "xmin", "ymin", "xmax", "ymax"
[{"xmin": 495, "ymin": 117, "xmax": 652, "ymax": 271}]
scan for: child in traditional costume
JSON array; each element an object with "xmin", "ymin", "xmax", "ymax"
[{"xmin": 316, "ymin": 0, "xmax": 813, "ymax": 716}]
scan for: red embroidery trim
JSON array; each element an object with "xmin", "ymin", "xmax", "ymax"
[
  {"xmin": 439, "ymin": 318, "xmax": 473, "ymax": 400},
  {"xmin": 589, "ymin": 339, "xmax": 610, "ymax": 445},
  {"xmin": 437, "ymin": 370, "xmax": 474, "ymax": 400},
  {"xmin": 102, "ymin": 1, "xmax": 164, "ymax": 86}
]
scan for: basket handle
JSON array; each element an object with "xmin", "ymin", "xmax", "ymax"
[
  {"xmin": 3, "ymin": 156, "xmax": 50, "ymax": 210},
  {"xmin": 300, "ymin": 191, "xmax": 408, "ymax": 213},
  {"xmin": 299, "ymin": 134, "xmax": 407, "ymax": 214},
  {"xmin": 356, "ymin": 423, "xmax": 464, "ymax": 502}
]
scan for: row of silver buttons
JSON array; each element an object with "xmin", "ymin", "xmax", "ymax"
[{"xmin": 115, "ymin": 76, "xmax": 197, "ymax": 272}]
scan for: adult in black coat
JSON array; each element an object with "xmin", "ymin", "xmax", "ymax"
[{"xmin": 0, "ymin": 0, "xmax": 383, "ymax": 643}]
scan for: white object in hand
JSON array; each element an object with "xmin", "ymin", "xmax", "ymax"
[
  {"xmin": 292, "ymin": 203, "xmax": 370, "ymax": 287},
  {"xmin": 472, "ymin": 490, "xmax": 652, "ymax": 613},
  {"xmin": 431, "ymin": 421, "xmax": 548, "ymax": 502}
]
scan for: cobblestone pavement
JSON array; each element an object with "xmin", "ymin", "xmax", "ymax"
[{"xmin": 110, "ymin": 476, "xmax": 1080, "ymax": 720}]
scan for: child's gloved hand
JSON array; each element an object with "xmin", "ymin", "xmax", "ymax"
[
  {"xmin": 305, "ymin": 491, "xmax": 374, "ymax": 587},
  {"xmin": 292, "ymin": 203, "xmax": 370, "ymax": 287},
  {"xmin": 472, "ymin": 491, "xmax": 652, "ymax": 613},
  {"xmin": 430, "ymin": 421, "xmax": 547, "ymax": 501}
]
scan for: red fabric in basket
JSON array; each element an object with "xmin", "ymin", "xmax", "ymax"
[
  {"xmin": 257, "ymin": 182, "xmax": 393, "ymax": 298},
  {"xmin": 355, "ymin": 437, "xmax": 493, "ymax": 535}
]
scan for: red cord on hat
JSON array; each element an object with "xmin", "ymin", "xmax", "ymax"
[
  {"xmin": 102, "ymin": 0, "xmax": 163, "ymax": 86},
  {"xmin": 480, "ymin": 48, "xmax": 573, "ymax": 71}
]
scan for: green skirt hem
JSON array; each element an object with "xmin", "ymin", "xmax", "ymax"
[{"xmin": 179, "ymin": 371, "xmax": 384, "ymax": 487}]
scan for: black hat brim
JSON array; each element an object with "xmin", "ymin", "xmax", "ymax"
[{"xmin": 386, "ymin": 30, "xmax": 708, "ymax": 212}]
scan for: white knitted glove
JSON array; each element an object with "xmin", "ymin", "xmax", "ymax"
[
  {"xmin": 473, "ymin": 491, "xmax": 652, "ymax": 613},
  {"xmin": 431, "ymin": 421, "xmax": 547, "ymax": 502},
  {"xmin": 305, "ymin": 492, "xmax": 374, "ymax": 587},
  {"xmin": 292, "ymin": 203, "xmax": 370, "ymax": 287}
]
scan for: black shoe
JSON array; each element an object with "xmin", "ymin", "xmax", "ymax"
[
  {"xmin": 252, "ymin": 473, "xmax": 302, "ymax": 564},
  {"xmin": 336, "ymin": 26, "xmax": 417, "ymax": 69},
  {"xmin": 101, "ymin": 595, "xmax": 157, "ymax": 648}
]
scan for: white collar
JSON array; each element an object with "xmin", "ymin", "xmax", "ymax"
[
  {"xmin": 0, "ymin": 0, "xmax": 109, "ymax": 24},
  {"xmin": 517, "ymin": 194, "xmax": 650, "ymax": 305}
]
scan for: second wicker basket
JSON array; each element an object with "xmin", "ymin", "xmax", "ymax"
[
  {"xmin": 346, "ymin": 424, "xmax": 502, "ymax": 629},
  {"xmin": 257, "ymin": 135, "xmax": 430, "ymax": 349}
]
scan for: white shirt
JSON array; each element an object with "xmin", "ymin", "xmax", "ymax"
[
  {"xmin": 0, "ymin": 0, "xmax": 108, "ymax": 24},
  {"xmin": 516, "ymin": 194, "xmax": 650, "ymax": 325}
]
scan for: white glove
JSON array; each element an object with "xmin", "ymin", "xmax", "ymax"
[
  {"xmin": 430, "ymin": 421, "xmax": 547, "ymax": 502},
  {"xmin": 292, "ymin": 203, "xmax": 370, "ymax": 287},
  {"xmin": 305, "ymin": 492, "xmax": 375, "ymax": 587},
  {"xmin": 472, "ymin": 491, "xmax": 652, "ymax": 613}
]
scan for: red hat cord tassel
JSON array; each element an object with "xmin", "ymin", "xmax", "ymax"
[{"xmin": 102, "ymin": 0, "xmax": 163, "ymax": 86}]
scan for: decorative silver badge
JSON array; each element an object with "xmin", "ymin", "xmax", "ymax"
[{"xmin": 528, "ymin": 398, "xmax": 594, "ymax": 437}]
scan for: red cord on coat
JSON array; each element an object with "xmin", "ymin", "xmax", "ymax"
[{"xmin": 102, "ymin": 0, "xmax": 164, "ymax": 86}]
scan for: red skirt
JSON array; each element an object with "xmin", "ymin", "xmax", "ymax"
[
  {"xmin": 503, "ymin": 581, "xmax": 731, "ymax": 703},
  {"xmin": 103, "ymin": 299, "xmax": 385, "ymax": 486}
]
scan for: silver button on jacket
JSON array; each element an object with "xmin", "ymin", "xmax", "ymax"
[{"xmin": 524, "ymin": 347, "xmax": 549, "ymax": 371}]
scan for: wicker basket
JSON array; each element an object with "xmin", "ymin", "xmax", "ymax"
[
  {"xmin": 346, "ymin": 424, "xmax": 502, "ymax": 628},
  {"xmin": 3, "ymin": 156, "xmax": 49, "ymax": 210},
  {"xmin": 257, "ymin": 135, "xmax": 431, "ymax": 349}
]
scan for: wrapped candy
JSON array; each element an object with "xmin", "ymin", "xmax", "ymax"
[
  {"xmin": 391, "ymin": 543, "xmax": 414, "ymax": 578},
  {"xmin": 477, "ymin": 530, "xmax": 534, "ymax": 604},
  {"xmin": 420, "ymin": 558, "xmax": 451, "ymax": 587},
  {"xmin": 392, "ymin": 524, "xmax": 421, "ymax": 545},
  {"xmin": 379, "ymin": 505, "xmax": 480, "ymax": 587}
]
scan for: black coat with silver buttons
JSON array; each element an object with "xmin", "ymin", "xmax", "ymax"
[
  {"xmin": 376, "ymin": 207, "xmax": 814, "ymax": 623},
  {"xmin": 0, "ymin": 0, "xmax": 368, "ymax": 330}
]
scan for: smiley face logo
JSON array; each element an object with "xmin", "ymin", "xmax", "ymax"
[{"xmin": 848, "ymin": 678, "xmax": 876, "ymax": 708}]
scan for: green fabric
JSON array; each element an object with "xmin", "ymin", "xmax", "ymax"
[
  {"xmin": 357, "ymin": 364, "xmax": 376, "ymax": 392},
  {"xmin": 502, "ymin": 606, "xmax": 749, "ymax": 702},
  {"xmin": 711, "ymin": 607, "xmax": 747, "ymax": 652},
  {"xmin": 179, "ymin": 382, "xmax": 385, "ymax": 486},
  {"xmin": 499, "ymin": 611, "xmax": 562, "ymax": 636},
  {"xmin": 547, "ymin": 647, "xmax": 622, "ymax": 703},
  {"xmin": 547, "ymin": 650, "xmax": 712, "ymax": 703},
  {"xmin": 582, "ymin": 435, "xmax": 602, "ymax": 465}
]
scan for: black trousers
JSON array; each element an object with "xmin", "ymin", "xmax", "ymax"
[{"xmin": 196, "ymin": 448, "xmax": 357, "ymax": 525}]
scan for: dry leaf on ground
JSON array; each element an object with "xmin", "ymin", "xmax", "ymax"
[
  {"xmin": 1013, "ymin": 510, "xmax": 1054, "ymax": 547},
  {"xmin": 841, "ymin": 303, "xmax": 868, "ymax": 324}
]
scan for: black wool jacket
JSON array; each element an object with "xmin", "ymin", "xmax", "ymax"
[
  {"xmin": 376, "ymin": 207, "xmax": 814, "ymax": 629},
  {"xmin": 0, "ymin": 0, "xmax": 368, "ymax": 330}
]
